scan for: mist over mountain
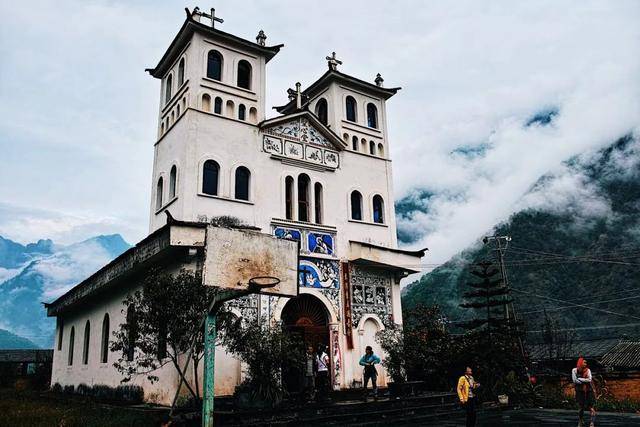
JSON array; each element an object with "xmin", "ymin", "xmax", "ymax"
[
  {"xmin": 402, "ymin": 133, "xmax": 640, "ymax": 339},
  {"xmin": 0, "ymin": 234, "xmax": 130, "ymax": 348}
]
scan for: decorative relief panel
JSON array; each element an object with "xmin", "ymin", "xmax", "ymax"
[
  {"xmin": 305, "ymin": 146, "xmax": 323, "ymax": 164},
  {"xmin": 273, "ymin": 227, "xmax": 302, "ymax": 243},
  {"xmin": 273, "ymin": 225, "xmax": 336, "ymax": 256},
  {"xmin": 263, "ymin": 136, "xmax": 283, "ymax": 155},
  {"xmin": 269, "ymin": 119, "xmax": 300, "ymax": 139},
  {"xmin": 307, "ymin": 232, "xmax": 333, "ymax": 255},
  {"xmin": 225, "ymin": 294, "xmax": 259, "ymax": 325},
  {"xmin": 350, "ymin": 265, "xmax": 393, "ymax": 328},
  {"xmin": 284, "ymin": 140, "xmax": 304, "ymax": 159},
  {"xmin": 299, "ymin": 257, "xmax": 339, "ymax": 290}
]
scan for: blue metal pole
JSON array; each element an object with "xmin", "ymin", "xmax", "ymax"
[{"xmin": 202, "ymin": 312, "xmax": 216, "ymax": 427}]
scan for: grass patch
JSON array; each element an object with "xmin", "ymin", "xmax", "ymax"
[{"xmin": 0, "ymin": 388, "xmax": 168, "ymax": 427}]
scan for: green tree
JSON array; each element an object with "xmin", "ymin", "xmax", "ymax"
[{"xmin": 110, "ymin": 268, "xmax": 217, "ymax": 400}]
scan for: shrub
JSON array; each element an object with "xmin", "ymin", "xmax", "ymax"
[
  {"xmin": 76, "ymin": 383, "xmax": 90, "ymax": 396},
  {"xmin": 115, "ymin": 385, "xmax": 144, "ymax": 404},
  {"xmin": 63, "ymin": 384, "xmax": 75, "ymax": 395},
  {"xmin": 51, "ymin": 383, "xmax": 63, "ymax": 393}
]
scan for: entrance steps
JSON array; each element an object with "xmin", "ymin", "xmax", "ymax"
[{"xmin": 216, "ymin": 390, "xmax": 461, "ymax": 426}]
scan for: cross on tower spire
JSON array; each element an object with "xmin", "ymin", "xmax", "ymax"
[
  {"xmin": 193, "ymin": 6, "xmax": 224, "ymax": 28},
  {"xmin": 326, "ymin": 51, "xmax": 342, "ymax": 71}
]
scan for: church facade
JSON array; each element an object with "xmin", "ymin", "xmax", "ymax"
[{"xmin": 47, "ymin": 7, "xmax": 425, "ymax": 404}]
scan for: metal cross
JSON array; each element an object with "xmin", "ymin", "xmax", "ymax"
[
  {"xmin": 200, "ymin": 7, "xmax": 224, "ymax": 28},
  {"xmin": 326, "ymin": 51, "xmax": 342, "ymax": 71}
]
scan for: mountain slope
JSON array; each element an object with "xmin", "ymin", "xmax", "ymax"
[
  {"xmin": 0, "ymin": 328, "xmax": 39, "ymax": 350},
  {"xmin": 403, "ymin": 134, "xmax": 640, "ymax": 338},
  {"xmin": 0, "ymin": 234, "xmax": 130, "ymax": 348}
]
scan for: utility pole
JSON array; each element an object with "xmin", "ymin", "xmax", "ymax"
[{"xmin": 483, "ymin": 235, "xmax": 513, "ymax": 321}]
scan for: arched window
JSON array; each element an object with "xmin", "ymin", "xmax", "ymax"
[
  {"xmin": 315, "ymin": 98, "xmax": 328, "ymax": 125},
  {"xmin": 369, "ymin": 140, "xmax": 376, "ymax": 155},
  {"xmin": 378, "ymin": 143, "xmax": 384, "ymax": 157},
  {"xmin": 285, "ymin": 176, "xmax": 294, "ymax": 220},
  {"xmin": 82, "ymin": 320, "xmax": 90, "ymax": 365},
  {"xmin": 298, "ymin": 174, "xmax": 310, "ymax": 222},
  {"xmin": 169, "ymin": 165, "xmax": 177, "ymax": 199},
  {"xmin": 165, "ymin": 74, "xmax": 172, "ymax": 104},
  {"xmin": 176, "ymin": 104, "xmax": 180, "ymax": 116},
  {"xmin": 351, "ymin": 191, "xmax": 363, "ymax": 221},
  {"xmin": 249, "ymin": 107, "xmax": 258, "ymax": 123},
  {"xmin": 314, "ymin": 182, "xmax": 323, "ymax": 224},
  {"xmin": 207, "ymin": 50, "xmax": 222, "ymax": 80},
  {"xmin": 352, "ymin": 135, "xmax": 359, "ymax": 151},
  {"xmin": 367, "ymin": 103, "xmax": 378, "ymax": 128},
  {"xmin": 126, "ymin": 306, "xmax": 136, "ymax": 362},
  {"xmin": 373, "ymin": 195, "xmax": 385, "ymax": 224},
  {"xmin": 157, "ymin": 318, "xmax": 167, "ymax": 360},
  {"xmin": 226, "ymin": 100, "xmax": 235, "ymax": 117},
  {"xmin": 237, "ymin": 60, "xmax": 252, "ymax": 90},
  {"xmin": 345, "ymin": 96, "xmax": 357, "ymax": 122},
  {"xmin": 156, "ymin": 177, "xmax": 163, "ymax": 210},
  {"xmin": 202, "ymin": 94, "xmax": 211, "ymax": 112},
  {"xmin": 57, "ymin": 319, "xmax": 64, "ymax": 351},
  {"xmin": 235, "ymin": 166, "xmax": 250, "ymax": 201},
  {"xmin": 202, "ymin": 160, "xmax": 219, "ymax": 196},
  {"xmin": 238, "ymin": 104, "xmax": 246, "ymax": 121},
  {"xmin": 160, "ymin": 123, "xmax": 165, "ymax": 135},
  {"xmin": 68, "ymin": 326, "xmax": 75, "ymax": 366},
  {"xmin": 178, "ymin": 57, "xmax": 185, "ymax": 87},
  {"xmin": 100, "ymin": 313, "xmax": 109, "ymax": 364},
  {"xmin": 214, "ymin": 97, "xmax": 223, "ymax": 114},
  {"xmin": 361, "ymin": 138, "xmax": 367, "ymax": 152}
]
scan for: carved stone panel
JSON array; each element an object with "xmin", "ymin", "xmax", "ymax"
[{"xmin": 349, "ymin": 265, "xmax": 392, "ymax": 328}]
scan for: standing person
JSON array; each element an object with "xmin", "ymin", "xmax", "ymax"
[
  {"xmin": 572, "ymin": 357, "xmax": 596, "ymax": 427},
  {"xmin": 302, "ymin": 345, "xmax": 316, "ymax": 402},
  {"xmin": 315, "ymin": 344, "xmax": 330, "ymax": 402},
  {"xmin": 457, "ymin": 367, "xmax": 480, "ymax": 427},
  {"xmin": 359, "ymin": 345, "xmax": 381, "ymax": 401}
]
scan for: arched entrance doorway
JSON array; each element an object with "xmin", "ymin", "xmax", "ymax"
[{"xmin": 281, "ymin": 293, "xmax": 330, "ymax": 393}]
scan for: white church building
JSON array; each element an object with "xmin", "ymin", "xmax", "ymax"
[{"xmin": 46, "ymin": 7, "xmax": 425, "ymax": 404}]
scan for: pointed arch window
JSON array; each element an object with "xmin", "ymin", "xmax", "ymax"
[
  {"xmin": 101, "ymin": 313, "xmax": 109, "ymax": 364},
  {"xmin": 214, "ymin": 97, "xmax": 223, "ymax": 114},
  {"xmin": 207, "ymin": 50, "xmax": 223, "ymax": 80},
  {"xmin": 238, "ymin": 104, "xmax": 246, "ymax": 121},
  {"xmin": 202, "ymin": 160, "xmax": 220, "ymax": 196},
  {"xmin": 237, "ymin": 60, "xmax": 252, "ymax": 90},
  {"xmin": 235, "ymin": 166, "xmax": 250, "ymax": 201},
  {"xmin": 373, "ymin": 195, "xmax": 385, "ymax": 224},
  {"xmin": 165, "ymin": 75, "xmax": 173, "ymax": 104},
  {"xmin": 345, "ymin": 96, "xmax": 357, "ymax": 122},
  {"xmin": 82, "ymin": 320, "xmax": 90, "ymax": 365},
  {"xmin": 315, "ymin": 98, "xmax": 328, "ymax": 125},
  {"xmin": 68, "ymin": 326, "xmax": 75, "ymax": 366},
  {"xmin": 156, "ymin": 177, "xmax": 163, "ymax": 210},
  {"xmin": 169, "ymin": 165, "xmax": 177, "ymax": 199},
  {"xmin": 314, "ymin": 182, "xmax": 323, "ymax": 224},
  {"xmin": 126, "ymin": 306, "xmax": 137, "ymax": 362},
  {"xmin": 351, "ymin": 191, "xmax": 363, "ymax": 221},
  {"xmin": 352, "ymin": 135, "xmax": 359, "ymax": 151},
  {"xmin": 285, "ymin": 176, "xmax": 294, "ymax": 220},
  {"xmin": 57, "ymin": 319, "xmax": 64, "ymax": 351},
  {"xmin": 178, "ymin": 58, "xmax": 185, "ymax": 87},
  {"xmin": 367, "ymin": 103, "xmax": 378, "ymax": 128},
  {"xmin": 298, "ymin": 174, "xmax": 310, "ymax": 222}
]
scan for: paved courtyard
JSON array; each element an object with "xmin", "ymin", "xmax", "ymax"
[{"xmin": 423, "ymin": 408, "xmax": 640, "ymax": 426}]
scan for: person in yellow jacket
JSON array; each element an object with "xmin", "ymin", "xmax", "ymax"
[{"xmin": 457, "ymin": 367, "xmax": 480, "ymax": 427}]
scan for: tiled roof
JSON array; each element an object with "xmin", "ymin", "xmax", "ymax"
[
  {"xmin": 527, "ymin": 338, "xmax": 622, "ymax": 361},
  {"xmin": 600, "ymin": 341, "xmax": 640, "ymax": 369},
  {"xmin": 0, "ymin": 349, "xmax": 53, "ymax": 363}
]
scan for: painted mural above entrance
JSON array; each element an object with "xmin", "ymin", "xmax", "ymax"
[
  {"xmin": 272, "ymin": 225, "xmax": 336, "ymax": 257},
  {"xmin": 299, "ymin": 257, "xmax": 340, "ymax": 290},
  {"xmin": 263, "ymin": 135, "xmax": 340, "ymax": 169}
]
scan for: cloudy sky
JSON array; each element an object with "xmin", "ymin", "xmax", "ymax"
[{"xmin": 1, "ymin": 1, "xmax": 639, "ymax": 266}]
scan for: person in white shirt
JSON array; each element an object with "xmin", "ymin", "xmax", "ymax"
[
  {"xmin": 315, "ymin": 344, "xmax": 330, "ymax": 401},
  {"xmin": 572, "ymin": 357, "xmax": 596, "ymax": 427}
]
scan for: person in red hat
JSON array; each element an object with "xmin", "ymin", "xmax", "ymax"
[{"xmin": 571, "ymin": 357, "xmax": 596, "ymax": 427}]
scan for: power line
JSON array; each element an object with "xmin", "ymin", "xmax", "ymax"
[
  {"xmin": 519, "ymin": 294, "xmax": 640, "ymax": 316},
  {"xmin": 526, "ymin": 323, "xmax": 640, "ymax": 333}
]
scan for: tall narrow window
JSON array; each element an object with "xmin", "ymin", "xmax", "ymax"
[
  {"xmin": 238, "ymin": 104, "xmax": 246, "ymax": 121},
  {"xmin": 378, "ymin": 143, "xmax": 385, "ymax": 157},
  {"xmin": 346, "ymin": 96, "xmax": 357, "ymax": 122},
  {"xmin": 373, "ymin": 195, "xmax": 385, "ymax": 224},
  {"xmin": 352, "ymin": 136, "xmax": 359, "ymax": 151},
  {"xmin": 285, "ymin": 176, "xmax": 294, "ymax": 220},
  {"xmin": 68, "ymin": 326, "xmax": 75, "ymax": 366},
  {"xmin": 57, "ymin": 319, "xmax": 64, "ymax": 351},
  {"xmin": 314, "ymin": 182, "xmax": 323, "ymax": 224},
  {"xmin": 82, "ymin": 320, "xmax": 90, "ymax": 365},
  {"xmin": 315, "ymin": 98, "xmax": 328, "ymax": 125},
  {"xmin": 298, "ymin": 174, "xmax": 310, "ymax": 222},
  {"xmin": 126, "ymin": 306, "xmax": 137, "ymax": 362},
  {"xmin": 156, "ymin": 177, "xmax": 163, "ymax": 210},
  {"xmin": 351, "ymin": 191, "xmax": 363, "ymax": 221},
  {"xmin": 237, "ymin": 60, "xmax": 252, "ymax": 90},
  {"xmin": 101, "ymin": 313, "xmax": 109, "ymax": 364},
  {"xmin": 169, "ymin": 165, "xmax": 177, "ymax": 199},
  {"xmin": 369, "ymin": 140, "xmax": 376, "ymax": 155},
  {"xmin": 202, "ymin": 94, "xmax": 211, "ymax": 112},
  {"xmin": 178, "ymin": 58, "xmax": 185, "ymax": 87},
  {"xmin": 165, "ymin": 75, "xmax": 173, "ymax": 104},
  {"xmin": 157, "ymin": 319, "xmax": 167, "ymax": 360},
  {"xmin": 235, "ymin": 166, "xmax": 250, "ymax": 201},
  {"xmin": 214, "ymin": 97, "xmax": 223, "ymax": 114},
  {"xmin": 202, "ymin": 160, "xmax": 219, "ymax": 196},
  {"xmin": 367, "ymin": 103, "xmax": 378, "ymax": 128},
  {"xmin": 207, "ymin": 50, "xmax": 222, "ymax": 80}
]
